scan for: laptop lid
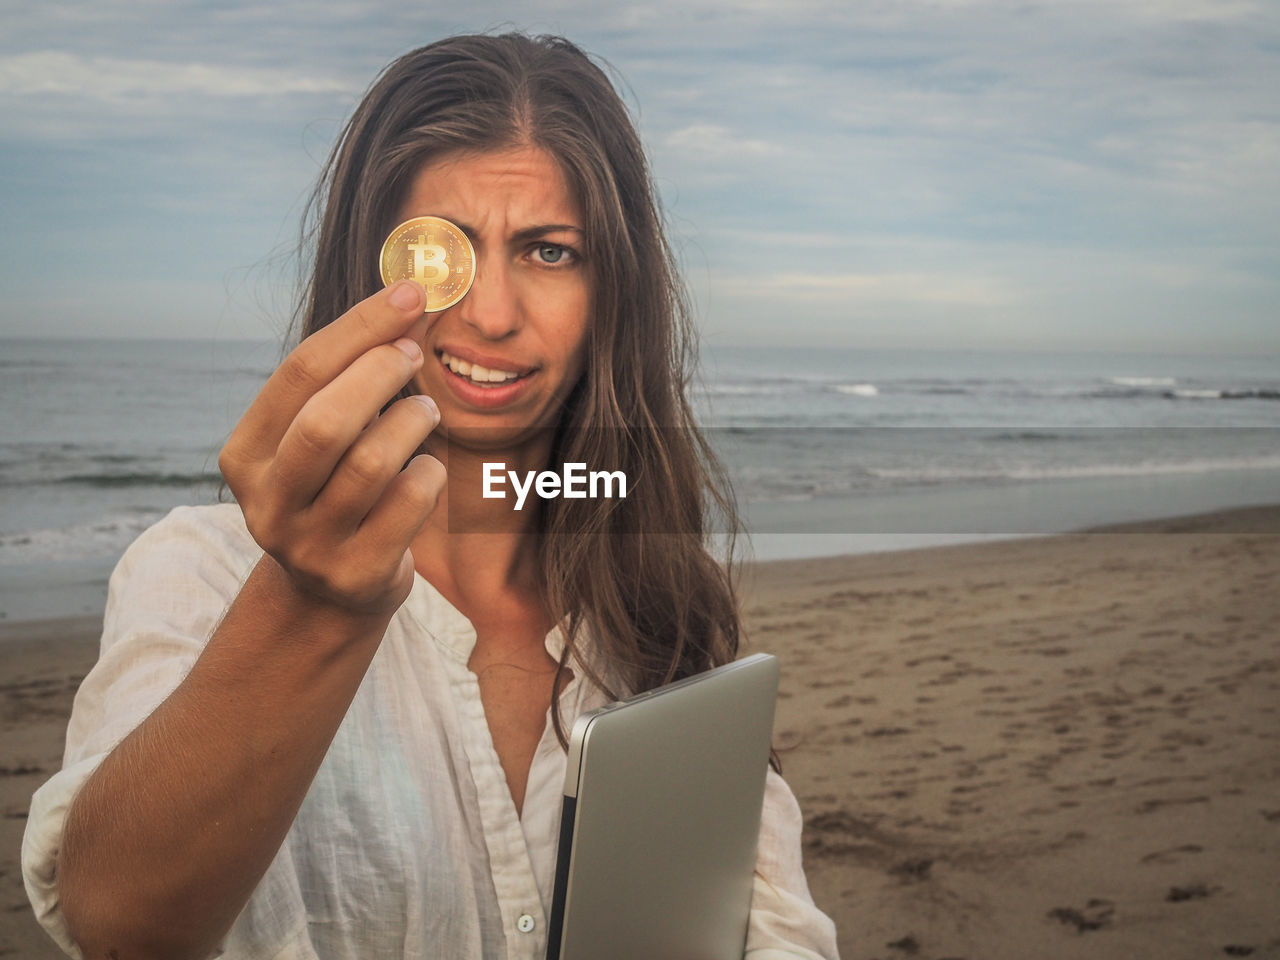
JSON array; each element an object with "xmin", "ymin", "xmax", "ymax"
[{"xmin": 545, "ymin": 653, "xmax": 779, "ymax": 960}]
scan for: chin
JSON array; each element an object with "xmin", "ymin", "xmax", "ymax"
[{"xmin": 431, "ymin": 416, "xmax": 560, "ymax": 456}]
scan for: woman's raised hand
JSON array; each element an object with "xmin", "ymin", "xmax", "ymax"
[{"xmin": 219, "ymin": 281, "xmax": 446, "ymax": 616}]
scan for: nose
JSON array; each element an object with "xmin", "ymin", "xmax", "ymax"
[{"xmin": 455, "ymin": 253, "xmax": 521, "ymax": 341}]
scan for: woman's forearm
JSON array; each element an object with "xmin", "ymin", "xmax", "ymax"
[
  {"xmin": 59, "ymin": 556, "xmax": 391, "ymax": 960},
  {"xmin": 57, "ymin": 281, "xmax": 442, "ymax": 959}
]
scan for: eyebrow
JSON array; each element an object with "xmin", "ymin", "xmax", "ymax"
[{"xmin": 451, "ymin": 221, "xmax": 584, "ymax": 245}]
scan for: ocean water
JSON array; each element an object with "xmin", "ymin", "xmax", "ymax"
[
  {"xmin": 695, "ymin": 346, "xmax": 1279, "ymax": 559},
  {"xmin": 1, "ymin": 337, "xmax": 1278, "ymax": 619},
  {"xmin": 696, "ymin": 344, "xmax": 1279, "ymax": 507}
]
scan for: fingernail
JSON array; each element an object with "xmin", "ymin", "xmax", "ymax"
[
  {"xmin": 390, "ymin": 281, "xmax": 423, "ymax": 311},
  {"xmin": 413, "ymin": 394, "xmax": 440, "ymax": 423},
  {"xmin": 393, "ymin": 337, "xmax": 422, "ymax": 361}
]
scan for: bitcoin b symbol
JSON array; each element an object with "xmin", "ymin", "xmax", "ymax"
[{"xmin": 408, "ymin": 234, "xmax": 449, "ymax": 285}]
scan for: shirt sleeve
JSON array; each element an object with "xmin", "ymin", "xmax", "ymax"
[
  {"xmin": 744, "ymin": 768, "xmax": 842, "ymax": 959},
  {"xmin": 21, "ymin": 504, "xmax": 259, "ymax": 958}
]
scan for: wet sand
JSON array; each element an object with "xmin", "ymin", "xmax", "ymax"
[{"xmin": 3, "ymin": 506, "xmax": 1279, "ymax": 958}]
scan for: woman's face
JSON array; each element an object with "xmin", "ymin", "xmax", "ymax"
[{"xmin": 397, "ymin": 145, "xmax": 591, "ymax": 450}]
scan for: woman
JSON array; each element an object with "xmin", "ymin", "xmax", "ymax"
[{"xmin": 23, "ymin": 33, "xmax": 839, "ymax": 959}]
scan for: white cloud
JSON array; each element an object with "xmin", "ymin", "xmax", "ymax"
[
  {"xmin": 664, "ymin": 123, "xmax": 784, "ymax": 158},
  {"xmin": 0, "ymin": 50, "xmax": 350, "ymax": 103}
]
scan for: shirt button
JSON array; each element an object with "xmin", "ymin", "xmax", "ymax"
[{"xmin": 517, "ymin": 914, "xmax": 536, "ymax": 934}]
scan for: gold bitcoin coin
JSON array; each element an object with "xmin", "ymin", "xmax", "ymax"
[{"xmin": 379, "ymin": 216, "xmax": 475, "ymax": 313}]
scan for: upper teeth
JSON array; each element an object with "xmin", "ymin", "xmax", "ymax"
[{"xmin": 440, "ymin": 351, "xmax": 522, "ymax": 383}]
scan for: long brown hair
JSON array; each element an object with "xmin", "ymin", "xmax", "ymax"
[{"xmin": 294, "ymin": 33, "xmax": 744, "ymax": 746}]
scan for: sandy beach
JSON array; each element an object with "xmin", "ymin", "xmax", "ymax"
[{"xmin": 3, "ymin": 506, "xmax": 1278, "ymax": 959}]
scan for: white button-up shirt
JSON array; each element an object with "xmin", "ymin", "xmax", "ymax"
[{"xmin": 23, "ymin": 504, "xmax": 840, "ymax": 959}]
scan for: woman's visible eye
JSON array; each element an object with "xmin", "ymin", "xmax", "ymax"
[{"xmin": 533, "ymin": 242, "xmax": 574, "ymax": 265}]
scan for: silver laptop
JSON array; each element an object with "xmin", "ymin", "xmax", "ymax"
[{"xmin": 545, "ymin": 653, "xmax": 779, "ymax": 960}]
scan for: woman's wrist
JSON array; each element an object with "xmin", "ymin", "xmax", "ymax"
[{"xmin": 245, "ymin": 551, "xmax": 407, "ymax": 639}]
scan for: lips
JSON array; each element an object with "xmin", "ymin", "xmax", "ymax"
[{"xmin": 433, "ymin": 345, "xmax": 538, "ymax": 409}]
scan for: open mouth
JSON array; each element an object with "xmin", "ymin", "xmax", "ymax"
[{"xmin": 438, "ymin": 350, "xmax": 534, "ymax": 388}]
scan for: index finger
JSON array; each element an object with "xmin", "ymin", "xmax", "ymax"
[{"xmin": 234, "ymin": 281, "xmax": 431, "ymax": 458}]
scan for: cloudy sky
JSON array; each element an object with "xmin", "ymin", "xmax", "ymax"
[{"xmin": 2, "ymin": 0, "xmax": 1277, "ymax": 352}]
